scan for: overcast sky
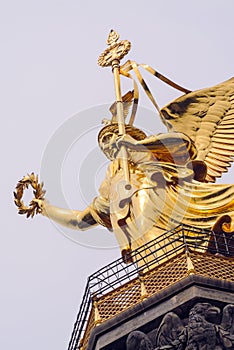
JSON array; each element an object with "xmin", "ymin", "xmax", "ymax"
[{"xmin": 2, "ymin": 1, "xmax": 234, "ymax": 349}]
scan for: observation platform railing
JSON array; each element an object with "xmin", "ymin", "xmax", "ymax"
[{"xmin": 68, "ymin": 224, "xmax": 234, "ymax": 350}]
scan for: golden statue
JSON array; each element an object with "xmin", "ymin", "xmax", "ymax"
[{"xmin": 14, "ymin": 31, "xmax": 234, "ymax": 263}]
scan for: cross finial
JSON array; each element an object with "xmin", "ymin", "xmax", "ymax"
[{"xmin": 106, "ymin": 29, "xmax": 120, "ymax": 45}]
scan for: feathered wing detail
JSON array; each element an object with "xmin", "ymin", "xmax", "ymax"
[
  {"xmin": 160, "ymin": 77, "xmax": 234, "ymax": 182},
  {"xmin": 109, "ymin": 90, "xmax": 134, "ymax": 122},
  {"xmin": 155, "ymin": 312, "xmax": 185, "ymax": 348},
  {"xmin": 219, "ymin": 304, "xmax": 234, "ymax": 348},
  {"xmin": 126, "ymin": 331, "xmax": 153, "ymax": 350}
]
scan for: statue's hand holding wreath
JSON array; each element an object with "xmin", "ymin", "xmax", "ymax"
[{"xmin": 14, "ymin": 173, "xmax": 46, "ymax": 218}]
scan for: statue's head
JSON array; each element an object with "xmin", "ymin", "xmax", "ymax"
[{"xmin": 98, "ymin": 123, "xmax": 146, "ymax": 160}]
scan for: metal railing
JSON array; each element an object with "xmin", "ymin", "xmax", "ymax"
[{"xmin": 67, "ymin": 224, "xmax": 234, "ymax": 350}]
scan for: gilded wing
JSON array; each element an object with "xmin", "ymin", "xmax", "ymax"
[
  {"xmin": 109, "ymin": 90, "xmax": 134, "ymax": 122},
  {"xmin": 160, "ymin": 78, "xmax": 234, "ymax": 182}
]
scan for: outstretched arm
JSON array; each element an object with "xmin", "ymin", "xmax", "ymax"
[
  {"xmin": 117, "ymin": 132, "xmax": 193, "ymax": 150},
  {"xmin": 116, "ymin": 132, "xmax": 197, "ymax": 163},
  {"xmin": 36, "ymin": 200, "xmax": 98, "ymax": 231}
]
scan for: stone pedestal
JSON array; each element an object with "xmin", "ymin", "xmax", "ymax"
[
  {"xmin": 86, "ymin": 254, "xmax": 234, "ymax": 350},
  {"xmin": 69, "ymin": 230, "xmax": 234, "ymax": 350}
]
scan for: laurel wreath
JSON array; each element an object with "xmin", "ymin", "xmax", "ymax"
[{"xmin": 14, "ymin": 173, "xmax": 46, "ymax": 218}]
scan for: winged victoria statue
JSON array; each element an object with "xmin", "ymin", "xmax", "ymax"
[{"xmin": 14, "ymin": 30, "xmax": 234, "ymax": 263}]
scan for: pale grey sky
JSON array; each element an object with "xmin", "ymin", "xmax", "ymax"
[{"xmin": 2, "ymin": 1, "xmax": 234, "ymax": 349}]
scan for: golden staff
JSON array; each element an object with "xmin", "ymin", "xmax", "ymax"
[{"xmin": 98, "ymin": 30, "xmax": 132, "ymax": 187}]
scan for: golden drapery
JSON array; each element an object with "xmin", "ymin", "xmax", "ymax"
[{"xmin": 91, "ymin": 136, "xmax": 234, "ymax": 258}]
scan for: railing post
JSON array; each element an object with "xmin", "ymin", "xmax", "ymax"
[
  {"xmin": 181, "ymin": 225, "xmax": 195, "ymax": 274},
  {"xmin": 78, "ymin": 338, "xmax": 84, "ymax": 350},
  {"xmin": 186, "ymin": 252, "xmax": 195, "ymax": 275},
  {"xmin": 92, "ymin": 295, "xmax": 102, "ymax": 326},
  {"xmin": 139, "ymin": 271, "xmax": 148, "ymax": 301}
]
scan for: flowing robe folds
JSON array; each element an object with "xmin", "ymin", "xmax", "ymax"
[{"xmin": 90, "ymin": 134, "xmax": 234, "ymax": 259}]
